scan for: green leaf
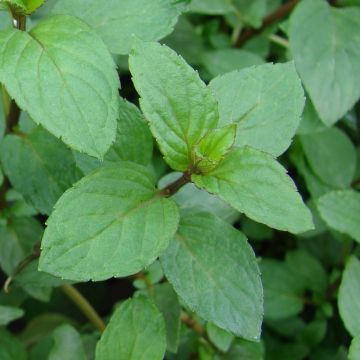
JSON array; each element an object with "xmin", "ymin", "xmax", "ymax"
[
  {"xmin": 232, "ymin": 0, "xmax": 267, "ymax": 28},
  {"xmin": 261, "ymin": 259, "xmax": 304, "ymax": 320},
  {"xmin": 300, "ymin": 127, "xmax": 356, "ymax": 189},
  {"xmin": 202, "ymin": 49, "xmax": 264, "ymax": 78},
  {"xmin": 49, "ymin": 324, "xmax": 87, "ymax": 360},
  {"xmin": 285, "ymin": 250, "xmax": 328, "ymax": 294},
  {"xmin": 188, "ymin": 0, "xmax": 235, "ymax": 14},
  {"xmin": 39, "ymin": 162, "xmax": 179, "ymax": 281},
  {"xmin": 194, "ymin": 124, "xmax": 236, "ymax": 173},
  {"xmin": 297, "ymin": 99, "xmax": 327, "ymax": 135},
  {"xmin": 74, "ymin": 99, "xmax": 153, "ymax": 175},
  {"xmin": 0, "ymin": 216, "xmax": 43, "ymax": 275},
  {"xmin": 206, "ymin": 322, "xmax": 234, "ymax": 352},
  {"xmin": 349, "ymin": 336, "xmax": 360, "ymax": 360},
  {"xmin": 338, "ymin": 256, "xmax": 360, "ymax": 337},
  {"xmin": 152, "ymin": 283, "xmax": 181, "ymax": 353},
  {"xmin": 161, "ymin": 210, "xmax": 263, "ymax": 340},
  {"xmin": 192, "ymin": 147, "xmax": 313, "ymax": 234},
  {"xmin": 1, "ymin": 127, "xmax": 81, "ymax": 215},
  {"xmin": 129, "ymin": 40, "xmax": 219, "ymax": 171},
  {"xmin": 317, "ymin": 190, "xmax": 360, "ymax": 243},
  {"xmin": 224, "ymin": 339, "xmax": 264, "ymax": 360},
  {"xmin": 52, "ymin": 0, "xmax": 185, "ymax": 55},
  {"xmin": 95, "ymin": 297, "xmax": 166, "ymax": 360},
  {"xmin": 0, "ymin": 15, "xmax": 119, "ymax": 158},
  {"xmin": 210, "ymin": 62, "xmax": 305, "ymax": 156},
  {"xmin": 289, "ymin": 0, "xmax": 360, "ymax": 125},
  {"xmin": 0, "ymin": 305, "xmax": 24, "ymax": 325},
  {"xmin": 0, "ymin": 329, "xmax": 27, "ymax": 360}
]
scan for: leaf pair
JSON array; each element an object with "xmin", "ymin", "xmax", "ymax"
[{"xmin": 129, "ymin": 40, "xmax": 313, "ymax": 234}]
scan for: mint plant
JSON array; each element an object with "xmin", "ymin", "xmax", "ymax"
[{"xmin": 0, "ymin": 0, "xmax": 359, "ymax": 359}]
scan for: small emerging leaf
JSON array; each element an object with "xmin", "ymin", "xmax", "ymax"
[{"xmin": 194, "ymin": 124, "xmax": 236, "ymax": 173}]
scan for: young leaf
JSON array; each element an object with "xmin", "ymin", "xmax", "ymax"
[
  {"xmin": 95, "ymin": 297, "xmax": 166, "ymax": 360},
  {"xmin": 48, "ymin": 324, "xmax": 87, "ymax": 360},
  {"xmin": 192, "ymin": 147, "xmax": 313, "ymax": 234},
  {"xmin": 0, "ymin": 305, "xmax": 24, "ymax": 326},
  {"xmin": 52, "ymin": 0, "xmax": 185, "ymax": 55},
  {"xmin": 193, "ymin": 124, "xmax": 236, "ymax": 173},
  {"xmin": 300, "ymin": 127, "xmax": 356, "ymax": 189},
  {"xmin": 338, "ymin": 256, "xmax": 360, "ymax": 337},
  {"xmin": 317, "ymin": 190, "xmax": 360, "ymax": 243},
  {"xmin": 161, "ymin": 210, "xmax": 263, "ymax": 340},
  {"xmin": 0, "ymin": 15, "xmax": 119, "ymax": 158},
  {"xmin": 289, "ymin": 0, "xmax": 360, "ymax": 125},
  {"xmin": 210, "ymin": 62, "xmax": 304, "ymax": 157},
  {"xmin": 39, "ymin": 162, "xmax": 179, "ymax": 281},
  {"xmin": 129, "ymin": 40, "xmax": 219, "ymax": 171},
  {"xmin": 1, "ymin": 127, "xmax": 81, "ymax": 215}
]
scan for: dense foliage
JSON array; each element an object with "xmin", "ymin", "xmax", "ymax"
[{"xmin": 0, "ymin": 0, "xmax": 359, "ymax": 359}]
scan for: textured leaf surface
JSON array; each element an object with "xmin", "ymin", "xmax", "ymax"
[
  {"xmin": 210, "ymin": 63, "xmax": 304, "ymax": 156},
  {"xmin": 129, "ymin": 40, "xmax": 219, "ymax": 171},
  {"xmin": 317, "ymin": 190, "xmax": 360, "ymax": 243},
  {"xmin": 0, "ymin": 305, "xmax": 24, "ymax": 326},
  {"xmin": 161, "ymin": 210, "xmax": 263, "ymax": 340},
  {"xmin": 192, "ymin": 147, "xmax": 313, "ymax": 233},
  {"xmin": 39, "ymin": 162, "xmax": 179, "ymax": 281},
  {"xmin": 1, "ymin": 127, "xmax": 81, "ymax": 214},
  {"xmin": 0, "ymin": 216, "xmax": 43, "ymax": 275},
  {"xmin": 0, "ymin": 0, "xmax": 44, "ymax": 14},
  {"xmin": 74, "ymin": 99, "xmax": 153, "ymax": 175},
  {"xmin": 49, "ymin": 325, "xmax": 87, "ymax": 360},
  {"xmin": 338, "ymin": 256, "xmax": 360, "ymax": 337},
  {"xmin": 194, "ymin": 124, "xmax": 236, "ymax": 173},
  {"xmin": 52, "ymin": 0, "xmax": 185, "ymax": 55},
  {"xmin": 0, "ymin": 15, "xmax": 119, "ymax": 158},
  {"xmin": 300, "ymin": 127, "xmax": 356, "ymax": 189},
  {"xmin": 289, "ymin": 0, "xmax": 360, "ymax": 125},
  {"xmin": 96, "ymin": 297, "xmax": 166, "ymax": 360}
]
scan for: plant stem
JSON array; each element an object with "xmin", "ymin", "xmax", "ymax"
[
  {"xmin": 61, "ymin": 284, "xmax": 106, "ymax": 332},
  {"xmin": 159, "ymin": 171, "xmax": 191, "ymax": 197},
  {"xmin": 3, "ymin": 243, "xmax": 40, "ymax": 292},
  {"xmin": 235, "ymin": 0, "xmax": 299, "ymax": 47}
]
